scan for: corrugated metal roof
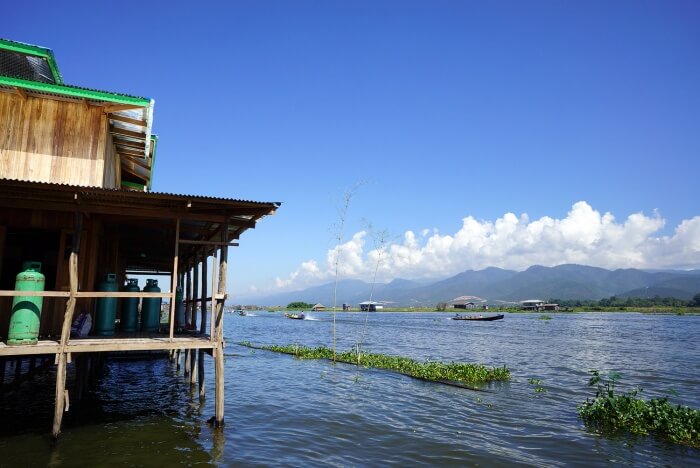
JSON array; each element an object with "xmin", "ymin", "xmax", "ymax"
[{"xmin": 0, "ymin": 178, "xmax": 281, "ymax": 207}]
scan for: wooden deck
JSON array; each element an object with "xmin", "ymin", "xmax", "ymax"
[{"xmin": 0, "ymin": 335, "xmax": 216, "ymax": 357}]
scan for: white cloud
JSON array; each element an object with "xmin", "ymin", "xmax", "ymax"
[{"xmin": 269, "ymin": 201, "xmax": 700, "ymax": 293}]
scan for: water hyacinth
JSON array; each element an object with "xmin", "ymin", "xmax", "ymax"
[
  {"xmin": 578, "ymin": 371, "xmax": 700, "ymax": 448},
  {"xmin": 238, "ymin": 342, "xmax": 510, "ymax": 386}
]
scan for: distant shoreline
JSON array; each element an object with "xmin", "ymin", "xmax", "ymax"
[{"xmin": 257, "ymin": 307, "xmax": 700, "ymax": 314}]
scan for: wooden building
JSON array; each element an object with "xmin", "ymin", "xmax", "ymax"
[{"xmin": 0, "ymin": 38, "xmax": 280, "ymax": 437}]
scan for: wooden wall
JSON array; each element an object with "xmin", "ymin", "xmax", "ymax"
[{"xmin": 0, "ymin": 92, "xmax": 116, "ymax": 188}]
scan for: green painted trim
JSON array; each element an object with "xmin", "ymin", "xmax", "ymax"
[
  {"xmin": 0, "ymin": 38, "xmax": 63, "ymax": 84},
  {"xmin": 148, "ymin": 135, "xmax": 158, "ymax": 191},
  {"xmin": 121, "ymin": 180, "xmax": 145, "ymax": 190},
  {"xmin": 0, "ymin": 75, "xmax": 149, "ymax": 106}
]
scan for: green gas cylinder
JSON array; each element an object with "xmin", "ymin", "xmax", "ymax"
[
  {"xmin": 121, "ymin": 278, "xmax": 140, "ymax": 332},
  {"xmin": 8, "ymin": 261, "xmax": 45, "ymax": 345},
  {"xmin": 141, "ymin": 279, "xmax": 161, "ymax": 332},
  {"xmin": 94, "ymin": 273, "xmax": 118, "ymax": 336},
  {"xmin": 175, "ymin": 286, "xmax": 185, "ymax": 330}
]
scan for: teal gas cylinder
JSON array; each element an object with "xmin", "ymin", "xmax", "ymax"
[
  {"xmin": 94, "ymin": 273, "xmax": 118, "ymax": 336},
  {"xmin": 120, "ymin": 278, "xmax": 140, "ymax": 332},
  {"xmin": 175, "ymin": 286, "xmax": 185, "ymax": 330},
  {"xmin": 7, "ymin": 261, "xmax": 45, "ymax": 345},
  {"xmin": 141, "ymin": 279, "xmax": 161, "ymax": 332}
]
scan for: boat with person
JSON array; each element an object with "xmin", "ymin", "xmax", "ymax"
[
  {"xmin": 238, "ymin": 310, "xmax": 247, "ymax": 316},
  {"xmin": 452, "ymin": 313, "xmax": 504, "ymax": 321},
  {"xmin": 285, "ymin": 312, "xmax": 305, "ymax": 320}
]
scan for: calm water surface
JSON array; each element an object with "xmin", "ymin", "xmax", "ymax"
[{"xmin": 0, "ymin": 312, "xmax": 698, "ymax": 466}]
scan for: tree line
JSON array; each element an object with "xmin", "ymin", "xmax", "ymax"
[{"xmin": 549, "ymin": 293, "xmax": 700, "ymax": 308}]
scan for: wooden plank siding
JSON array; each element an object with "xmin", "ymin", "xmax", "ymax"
[{"xmin": 0, "ymin": 93, "xmax": 117, "ymax": 188}]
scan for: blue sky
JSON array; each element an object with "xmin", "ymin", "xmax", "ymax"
[{"xmin": 6, "ymin": 1, "xmax": 700, "ymax": 300}]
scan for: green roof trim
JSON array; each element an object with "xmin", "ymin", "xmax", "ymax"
[
  {"xmin": 0, "ymin": 75, "xmax": 150, "ymax": 106},
  {"xmin": 121, "ymin": 180, "xmax": 146, "ymax": 191},
  {"xmin": 0, "ymin": 38, "xmax": 63, "ymax": 84},
  {"xmin": 149, "ymin": 135, "xmax": 158, "ymax": 191}
]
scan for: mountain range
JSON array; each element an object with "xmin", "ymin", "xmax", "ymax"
[{"xmin": 237, "ymin": 264, "xmax": 700, "ymax": 307}]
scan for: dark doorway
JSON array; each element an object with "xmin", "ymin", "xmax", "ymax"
[{"xmin": 0, "ymin": 229, "xmax": 60, "ymax": 290}]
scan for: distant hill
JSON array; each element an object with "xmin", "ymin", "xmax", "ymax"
[{"xmin": 237, "ymin": 265, "xmax": 700, "ymax": 307}]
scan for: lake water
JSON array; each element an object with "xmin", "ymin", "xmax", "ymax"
[{"xmin": 0, "ymin": 311, "xmax": 698, "ymax": 466}]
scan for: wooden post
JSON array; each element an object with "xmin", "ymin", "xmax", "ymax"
[
  {"xmin": 53, "ymin": 212, "xmax": 81, "ymax": 438},
  {"xmin": 214, "ymin": 223, "xmax": 228, "ymax": 427},
  {"xmin": 189, "ymin": 262, "xmax": 199, "ymax": 386},
  {"xmin": 210, "ymin": 249, "xmax": 217, "ymax": 340},
  {"xmin": 185, "ymin": 265, "xmax": 192, "ymax": 328},
  {"xmin": 198, "ymin": 250, "xmax": 208, "ymax": 401},
  {"xmin": 168, "ymin": 218, "xmax": 180, "ymax": 342}
]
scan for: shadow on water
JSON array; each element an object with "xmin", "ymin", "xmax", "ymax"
[{"xmin": 0, "ymin": 357, "xmax": 220, "ymax": 466}]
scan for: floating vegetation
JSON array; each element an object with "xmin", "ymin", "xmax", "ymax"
[
  {"xmin": 538, "ymin": 315, "xmax": 552, "ymax": 320},
  {"xmin": 528, "ymin": 378, "xmax": 547, "ymax": 393},
  {"xmin": 577, "ymin": 370, "xmax": 700, "ymax": 448},
  {"xmin": 239, "ymin": 342, "xmax": 510, "ymax": 387}
]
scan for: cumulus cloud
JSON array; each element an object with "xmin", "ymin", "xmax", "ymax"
[{"xmin": 269, "ymin": 201, "xmax": 700, "ymax": 293}]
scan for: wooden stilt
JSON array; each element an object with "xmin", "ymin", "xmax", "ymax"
[
  {"xmin": 186, "ymin": 266, "xmax": 192, "ymax": 328},
  {"xmin": 184, "ymin": 348, "xmax": 190, "ymax": 377},
  {"xmin": 53, "ymin": 214, "xmax": 80, "ymax": 438},
  {"xmin": 198, "ymin": 251, "xmax": 207, "ymax": 401},
  {"xmin": 214, "ymin": 226, "xmax": 228, "ymax": 427},
  {"xmin": 176, "ymin": 349, "xmax": 181, "ymax": 371},
  {"xmin": 214, "ymin": 343, "xmax": 225, "ymax": 427},
  {"xmin": 189, "ymin": 349, "xmax": 197, "ymax": 386}
]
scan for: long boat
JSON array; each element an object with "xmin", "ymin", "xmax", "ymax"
[
  {"xmin": 285, "ymin": 312, "xmax": 305, "ymax": 320},
  {"xmin": 452, "ymin": 314, "xmax": 504, "ymax": 321}
]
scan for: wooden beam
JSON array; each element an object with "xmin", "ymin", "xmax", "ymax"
[
  {"xmin": 117, "ymin": 148, "xmax": 148, "ymax": 158},
  {"xmin": 103, "ymin": 104, "xmax": 146, "ymax": 113},
  {"xmin": 114, "ymin": 140, "xmax": 147, "ymax": 151},
  {"xmin": 108, "ymin": 113, "xmax": 147, "ymax": 127},
  {"xmin": 121, "ymin": 160, "xmax": 150, "ymax": 180},
  {"xmin": 120, "ymin": 154, "xmax": 150, "ymax": 170},
  {"xmin": 179, "ymin": 240, "xmax": 240, "ymax": 247},
  {"xmin": 0, "ymin": 290, "xmax": 71, "ymax": 298},
  {"xmin": 110, "ymin": 126, "xmax": 147, "ymax": 140}
]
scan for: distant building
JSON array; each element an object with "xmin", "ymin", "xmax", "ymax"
[
  {"xmin": 449, "ymin": 295, "xmax": 485, "ymax": 309},
  {"xmin": 359, "ymin": 301, "xmax": 383, "ymax": 311},
  {"xmin": 521, "ymin": 300, "xmax": 545, "ymax": 311},
  {"xmin": 543, "ymin": 303, "xmax": 559, "ymax": 311},
  {"xmin": 312, "ymin": 303, "xmax": 326, "ymax": 311}
]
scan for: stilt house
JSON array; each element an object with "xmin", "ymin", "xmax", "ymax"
[{"xmin": 0, "ymin": 39, "xmax": 279, "ymax": 436}]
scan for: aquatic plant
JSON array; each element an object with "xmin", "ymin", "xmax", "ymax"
[
  {"xmin": 577, "ymin": 370, "xmax": 700, "ymax": 448},
  {"xmin": 538, "ymin": 315, "xmax": 552, "ymax": 320},
  {"xmin": 238, "ymin": 342, "xmax": 511, "ymax": 386},
  {"xmin": 528, "ymin": 378, "xmax": 547, "ymax": 393}
]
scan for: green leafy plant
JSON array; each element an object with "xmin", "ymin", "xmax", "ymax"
[
  {"xmin": 577, "ymin": 370, "xmax": 699, "ymax": 448},
  {"xmin": 528, "ymin": 378, "xmax": 547, "ymax": 393}
]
